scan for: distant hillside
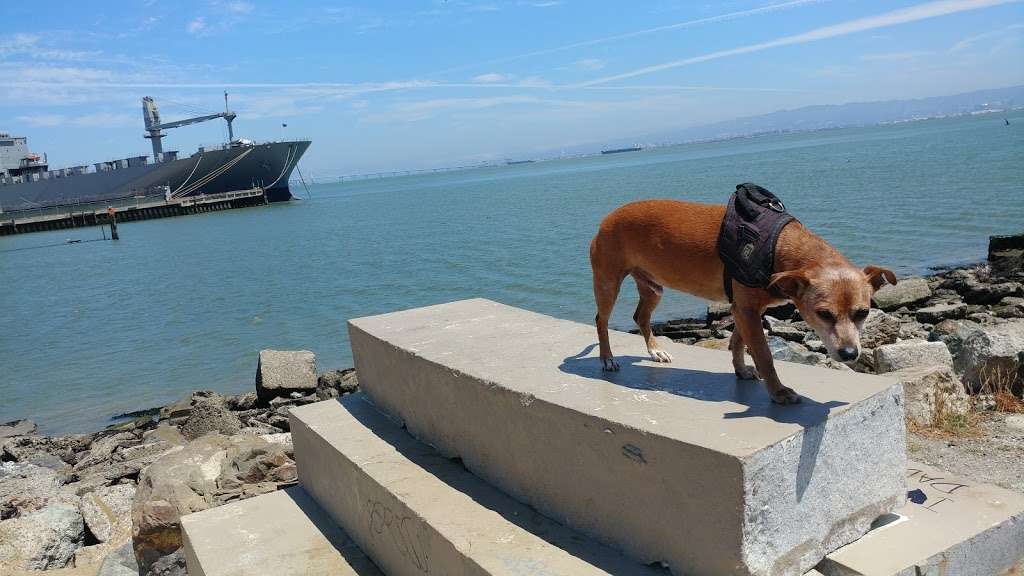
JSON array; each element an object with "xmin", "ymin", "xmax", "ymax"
[{"xmin": 582, "ymin": 85, "xmax": 1024, "ymax": 154}]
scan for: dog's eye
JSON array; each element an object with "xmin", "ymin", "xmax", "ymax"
[
  {"xmin": 853, "ymin": 309, "xmax": 869, "ymax": 322},
  {"xmin": 817, "ymin": 310, "xmax": 836, "ymax": 323}
]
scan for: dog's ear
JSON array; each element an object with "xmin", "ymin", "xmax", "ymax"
[
  {"xmin": 863, "ymin": 266, "xmax": 897, "ymax": 291},
  {"xmin": 769, "ymin": 269, "xmax": 810, "ymax": 299}
]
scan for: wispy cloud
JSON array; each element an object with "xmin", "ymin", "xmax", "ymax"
[
  {"xmin": 428, "ymin": 0, "xmax": 827, "ymax": 76},
  {"xmin": 224, "ymin": 1, "xmax": 254, "ymax": 14},
  {"xmin": 14, "ymin": 112, "xmax": 136, "ymax": 128},
  {"xmin": 186, "ymin": 17, "xmax": 207, "ymax": 35},
  {"xmin": 575, "ymin": 58, "xmax": 605, "ymax": 71},
  {"xmin": 0, "ymin": 33, "xmax": 99, "ymax": 61},
  {"xmin": 472, "ymin": 72, "xmax": 512, "ymax": 83},
  {"xmin": 579, "ymin": 0, "xmax": 1022, "ymax": 86},
  {"xmin": 950, "ymin": 22, "xmax": 1024, "ymax": 51},
  {"xmin": 859, "ymin": 50, "xmax": 933, "ymax": 61}
]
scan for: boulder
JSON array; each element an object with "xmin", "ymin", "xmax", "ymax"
[
  {"xmin": 889, "ymin": 365, "xmax": 970, "ymax": 426},
  {"xmin": 768, "ymin": 335, "xmax": 824, "ymax": 366},
  {"xmin": 914, "ymin": 302, "xmax": 967, "ymax": 324},
  {"xmin": 255, "ymin": 350, "xmax": 317, "ymax": 404},
  {"xmin": 180, "ymin": 399, "xmax": 242, "ymax": 441},
  {"xmin": 224, "ymin": 391, "xmax": 258, "ymax": 411},
  {"xmin": 131, "ymin": 434, "xmax": 230, "ymax": 570},
  {"xmin": 873, "ymin": 277, "xmax": 931, "ymax": 311},
  {"xmin": 859, "ymin": 308, "xmax": 901, "ymax": 349},
  {"xmin": 0, "ymin": 461, "xmax": 65, "ymax": 520},
  {"xmin": 0, "ymin": 500, "xmax": 84, "ymax": 571},
  {"xmin": 81, "ymin": 483, "xmax": 135, "ymax": 543},
  {"xmin": 0, "ymin": 419, "xmax": 37, "ymax": 439},
  {"xmin": 2, "ymin": 435, "xmax": 83, "ymax": 471},
  {"xmin": 989, "ymin": 233, "xmax": 1024, "ymax": 279},
  {"xmin": 768, "ymin": 322, "xmax": 809, "ymax": 343},
  {"xmin": 992, "ymin": 296, "xmax": 1024, "ymax": 319},
  {"xmin": 73, "ymin": 432, "xmax": 140, "ymax": 472},
  {"xmin": 96, "ymin": 541, "xmax": 140, "ymax": 576},
  {"xmin": 131, "ymin": 432, "xmax": 297, "ymax": 572},
  {"xmin": 707, "ymin": 301, "xmax": 731, "ymax": 321},
  {"xmin": 953, "ymin": 319, "xmax": 1024, "ymax": 393},
  {"xmin": 874, "ymin": 341, "xmax": 953, "ymax": 374}
]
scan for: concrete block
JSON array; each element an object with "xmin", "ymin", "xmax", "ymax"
[
  {"xmin": 180, "ymin": 487, "xmax": 381, "ymax": 576},
  {"xmin": 256, "ymin": 349, "xmax": 317, "ymax": 403},
  {"xmin": 347, "ymin": 299, "xmax": 908, "ymax": 576},
  {"xmin": 291, "ymin": 393, "xmax": 664, "ymax": 576},
  {"xmin": 818, "ymin": 461, "xmax": 1024, "ymax": 576}
]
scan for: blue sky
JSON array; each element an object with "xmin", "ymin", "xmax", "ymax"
[{"xmin": 2, "ymin": 0, "xmax": 1022, "ymax": 174}]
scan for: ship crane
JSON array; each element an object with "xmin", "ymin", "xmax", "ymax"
[{"xmin": 142, "ymin": 93, "xmax": 236, "ymax": 160}]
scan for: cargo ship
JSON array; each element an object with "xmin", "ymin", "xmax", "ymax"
[
  {"xmin": 600, "ymin": 145, "xmax": 642, "ymax": 155},
  {"xmin": 0, "ymin": 95, "xmax": 310, "ymax": 213}
]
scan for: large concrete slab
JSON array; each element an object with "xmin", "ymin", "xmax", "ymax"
[
  {"xmin": 348, "ymin": 298, "xmax": 908, "ymax": 576},
  {"xmin": 180, "ymin": 487, "xmax": 382, "ymax": 576},
  {"xmin": 818, "ymin": 461, "xmax": 1024, "ymax": 576},
  {"xmin": 291, "ymin": 393, "xmax": 667, "ymax": 576}
]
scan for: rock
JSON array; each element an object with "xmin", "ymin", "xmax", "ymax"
[
  {"xmin": 255, "ymin": 349, "xmax": 318, "ymax": 404},
  {"xmin": 142, "ymin": 424, "xmax": 187, "ymax": 447},
  {"xmin": 694, "ymin": 338, "xmax": 731, "ymax": 350},
  {"xmin": 0, "ymin": 419, "xmax": 37, "ymax": 439},
  {"xmin": 96, "ymin": 541, "xmax": 139, "ymax": 576},
  {"xmin": 131, "ymin": 433, "xmax": 297, "ymax": 571},
  {"xmin": 158, "ymin": 396, "xmax": 193, "ymax": 424},
  {"xmin": 859, "ymin": 309, "xmax": 901, "ymax": 349},
  {"xmin": 953, "ymin": 319, "xmax": 1024, "ymax": 393},
  {"xmin": 768, "ymin": 336, "xmax": 823, "ymax": 366},
  {"xmin": 1006, "ymin": 414, "xmax": 1024, "ymax": 432},
  {"xmin": 967, "ymin": 282, "xmax": 1022, "ymax": 305},
  {"xmin": 259, "ymin": 433, "xmax": 293, "ymax": 450},
  {"xmin": 707, "ymin": 302, "xmax": 731, "ymax": 321},
  {"xmin": 0, "ymin": 501, "xmax": 84, "ymax": 571},
  {"xmin": 150, "ymin": 548, "xmax": 187, "ymax": 576},
  {"xmin": 131, "ymin": 434, "xmax": 230, "ymax": 570},
  {"xmin": 765, "ymin": 302, "xmax": 797, "ymax": 320},
  {"xmin": 74, "ymin": 432, "xmax": 140, "ymax": 472},
  {"xmin": 989, "ymin": 233, "xmax": 1024, "ymax": 278},
  {"xmin": 80, "ymin": 483, "xmax": 135, "ymax": 543},
  {"xmin": 2, "ymin": 435, "xmax": 83, "ymax": 470},
  {"xmin": 180, "ymin": 399, "xmax": 242, "ymax": 441},
  {"xmin": 872, "ymin": 277, "xmax": 931, "ymax": 311},
  {"xmin": 874, "ymin": 341, "xmax": 954, "ymax": 373},
  {"xmin": 991, "ymin": 296, "xmax": 1024, "ymax": 319},
  {"xmin": 0, "ymin": 461, "xmax": 64, "ymax": 520},
  {"xmin": 889, "ymin": 365, "xmax": 970, "ymax": 426},
  {"xmin": 769, "ymin": 322, "xmax": 809, "ymax": 343},
  {"xmin": 914, "ymin": 302, "xmax": 967, "ymax": 324},
  {"xmin": 224, "ymin": 391, "xmax": 258, "ymax": 411}
]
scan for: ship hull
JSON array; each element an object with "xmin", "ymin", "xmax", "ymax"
[{"xmin": 0, "ymin": 140, "xmax": 310, "ymax": 212}]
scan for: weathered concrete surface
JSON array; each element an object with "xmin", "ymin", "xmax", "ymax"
[
  {"xmin": 291, "ymin": 393, "xmax": 667, "ymax": 576},
  {"xmin": 874, "ymin": 341, "xmax": 954, "ymax": 374},
  {"xmin": 347, "ymin": 299, "xmax": 908, "ymax": 576},
  {"xmin": 181, "ymin": 486, "xmax": 381, "ymax": 576},
  {"xmin": 818, "ymin": 462, "xmax": 1024, "ymax": 576},
  {"xmin": 255, "ymin": 349, "xmax": 318, "ymax": 404}
]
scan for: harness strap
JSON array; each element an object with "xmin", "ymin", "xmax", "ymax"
[{"xmin": 717, "ymin": 183, "xmax": 797, "ymax": 302}]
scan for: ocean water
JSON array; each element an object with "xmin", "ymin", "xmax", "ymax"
[{"xmin": 2, "ymin": 113, "xmax": 1022, "ymax": 435}]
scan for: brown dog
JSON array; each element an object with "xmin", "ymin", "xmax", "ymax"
[{"xmin": 590, "ymin": 199, "xmax": 896, "ymax": 404}]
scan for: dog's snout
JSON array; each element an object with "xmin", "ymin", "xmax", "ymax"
[{"xmin": 837, "ymin": 346, "xmax": 859, "ymax": 361}]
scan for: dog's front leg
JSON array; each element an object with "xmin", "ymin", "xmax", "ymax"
[
  {"xmin": 729, "ymin": 329, "xmax": 759, "ymax": 380},
  {"xmin": 732, "ymin": 305, "xmax": 801, "ymax": 405}
]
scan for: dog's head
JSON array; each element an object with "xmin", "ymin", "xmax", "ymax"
[{"xmin": 769, "ymin": 265, "xmax": 896, "ymax": 363}]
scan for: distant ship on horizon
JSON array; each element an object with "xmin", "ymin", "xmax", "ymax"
[
  {"xmin": 600, "ymin": 145, "xmax": 642, "ymax": 155},
  {"xmin": 0, "ymin": 95, "xmax": 310, "ymax": 213}
]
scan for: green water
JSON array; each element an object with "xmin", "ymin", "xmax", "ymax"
[{"xmin": 2, "ymin": 113, "xmax": 1022, "ymax": 434}]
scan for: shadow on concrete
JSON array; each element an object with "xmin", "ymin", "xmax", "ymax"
[
  {"xmin": 339, "ymin": 394, "xmax": 669, "ymax": 575},
  {"xmin": 283, "ymin": 486, "xmax": 386, "ymax": 576},
  {"xmin": 559, "ymin": 344, "xmax": 847, "ymax": 499}
]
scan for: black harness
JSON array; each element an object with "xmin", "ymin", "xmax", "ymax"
[{"xmin": 717, "ymin": 183, "xmax": 797, "ymax": 302}]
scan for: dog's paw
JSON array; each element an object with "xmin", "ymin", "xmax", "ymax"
[
  {"xmin": 602, "ymin": 357, "xmax": 620, "ymax": 372},
  {"xmin": 770, "ymin": 387, "xmax": 802, "ymax": 405},
  {"xmin": 648, "ymin": 348, "xmax": 673, "ymax": 363},
  {"xmin": 735, "ymin": 364, "xmax": 760, "ymax": 380}
]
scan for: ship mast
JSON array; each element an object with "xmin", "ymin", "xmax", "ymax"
[{"xmin": 142, "ymin": 95, "xmax": 237, "ymax": 160}]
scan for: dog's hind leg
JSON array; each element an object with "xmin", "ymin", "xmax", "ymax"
[
  {"xmin": 592, "ymin": 266, "xmax": 625, "ymax": 372},
  {"xmin": 632, "ymin": 270, "xmax": 672, "ymax": 363}
]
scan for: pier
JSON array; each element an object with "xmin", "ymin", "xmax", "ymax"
[{"xmin": 0, "ymin": 187, "xmax": 267, "ymax": 236}]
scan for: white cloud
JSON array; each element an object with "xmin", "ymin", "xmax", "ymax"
[
  {"xmin": 575, "ymin": 58, "xmax": 606, "ymax": 71},
  {"xmin": 579, "ymin": 0, "xmax": 1022, "ymax": 86},
  {"xmin": 950, "ymin": 22, "xmax": 1024, "ymax": 51},
  {"xmin": 187, "ymin": 17, "xmax": 208, "ymax": 35},
  {"xmin": 225, "ymin": 1, "xmax": 254, "ymax": 14},
  {"xmin": 472, "ymin": 72, "xmax": 511, "ymax": 83},
  {"xmin": 15, "ymin": 114, "xmax": 65, "ymax": 127},
  {"xmin": 528, "ymin": 1, "xmax": 562, "ymax": 7}
]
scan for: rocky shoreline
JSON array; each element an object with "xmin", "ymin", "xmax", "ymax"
[{"xmin": 1, "ymin": 233, "xmax": 1021, "ymax": 575}]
